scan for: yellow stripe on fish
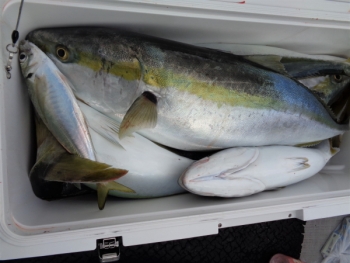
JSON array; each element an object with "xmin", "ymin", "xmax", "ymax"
[{"xmin": 78, "ymin": 51, "xmax": 141, "ymax": 81}]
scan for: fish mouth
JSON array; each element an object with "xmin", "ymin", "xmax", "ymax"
[
  {"xmin": 178, "ymin": 173, "xmax": 187, "ymax": 189},
  {"xmin": 178, "ymin": 175, "xmax": 217, "ymax": 197}
]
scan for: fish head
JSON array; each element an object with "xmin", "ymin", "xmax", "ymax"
[
  {"xmin": 304, "ymin": 74, "xmax": 350, "ymax": 106},
  {"xmin": 328, "ymin": 74, "xmax": 350, "ymax": 104},
  {"xmin": 324, "ymin": 75, "xmax": 350, "ymax": 121},
  {"xmin": 328, "ymin": 74, "xmax": 350, "ymax": 89},
  {"xmin": 25, "ymin": 27, "xmax": 142, "ymax": 98},
  {"xmin": 26, "ymin": 28, "xmax": 81, "ymax": 67},
  {"xmin": 26, "ymin": 27, "xmax": 130, "ymax": 71},
  {"xmin": 179, "ymin": 166, "xmax": 265, "ymax": 197},
  {"xmin": 18, "ymin": 40, "xmax": 48, "ymax": 86},
  {"xmin": 179, "ymin": 148, "xmax": 264, "ymax": 197}
]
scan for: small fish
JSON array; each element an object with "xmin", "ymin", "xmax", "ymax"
[
  {"xmin": 298, "ymin": 75, "xmax": 350, "ymax": 124},
  {"xmin": 19, "ymin": 41, "xmax": 134, "ymax": 209},
  {"xmin": 179, "ymin": 140, "xmax": 339, "ymax": 197},
  {"xmin": 299, "ymin": 75, "xmax": 350, "ymax": 106},
  {"xmin": 18, "ymin": 40, "xmax": 95, "ymax": 160},
  {"xmin": 27, "ymin": 28, "xmax": 348, "ymax": 150}
]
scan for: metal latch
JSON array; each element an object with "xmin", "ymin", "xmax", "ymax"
[{"xmin": 97, "ymin": 237, "xmax": 121, "ymax": 262}]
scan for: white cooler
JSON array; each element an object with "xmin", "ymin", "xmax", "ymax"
[{"xmin": 0, "ymin": 0, "xmax": 349, "ymax": 260}]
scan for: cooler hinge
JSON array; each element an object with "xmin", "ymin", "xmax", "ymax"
[{"xmin": 97, "ymin": 237, "xmax": 121, "ymax": 262}]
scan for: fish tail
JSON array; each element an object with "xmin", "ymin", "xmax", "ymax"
[
  {"xmin": 285, "ymin": 157, "xmax": 310, "ymax": 173},
  {"xmin": 44, "ymin": 154, "xmax": 128, "ymax": 183},
  {"xmin": 315, "ymin": 139, "xmax": 340, "ymax": 160}
]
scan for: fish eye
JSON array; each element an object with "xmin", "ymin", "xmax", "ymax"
[
  {"xmin": 56, "ymin": 46, "xmax": 69, "ymax": 61},
  {"xmin": 333, "ymin": 75, "xmax": 343, "ymax": 82},
  {"xmin": 19, "ymin": 53, "xmax": 27, "ymax": 63}
]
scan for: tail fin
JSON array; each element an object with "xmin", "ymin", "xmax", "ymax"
[
  {"xmin": 45, "ymin": 154, "xmax": 128, "ymax": 183},
  {"xmin": 314, "ymin": 139, "xmax": 340, "ymax": 163},
  {"xmin": 285, "ymin": 157, "xmax": 310, "ymax": 173}
]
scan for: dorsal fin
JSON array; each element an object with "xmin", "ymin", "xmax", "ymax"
[
  {"xmin": 244, "ymin": 55, "xmax": 289, "ymax": 76},
  {"xmin": 295, "ymin": 140, "xmax": 322, "ymax": 148}
]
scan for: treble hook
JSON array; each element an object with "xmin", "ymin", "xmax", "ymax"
[{"xmin": 5, "ymin": 44, "xmax": 18, "ymax": 79}]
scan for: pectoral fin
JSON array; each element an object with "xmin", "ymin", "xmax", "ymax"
[
  {"xmin": 119, "ymin": 91, "xmax": 158, "ymax": 139},
  {"xmin": 244, "ymin": 55, "xmax": 288, "ymax": 75},
  {"xmin": 97, "ymin": 182, "xmax": 135, "ymax": 210},
  {"xmin": 78, "ymin": 101, "xmax": 124, "ymax": 149}
]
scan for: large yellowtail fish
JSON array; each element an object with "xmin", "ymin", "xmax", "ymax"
[{"xmin": 27, "ymin": 28, "xmax": 349, "ymax": 150}]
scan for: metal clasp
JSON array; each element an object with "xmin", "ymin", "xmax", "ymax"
[
  {"xmin": 5, "ymin": 44, "xmax": 18, "ymax": 79},
  {"xmin": 97, "ymin": 237, "xmax": 121, "ymax": 262}
]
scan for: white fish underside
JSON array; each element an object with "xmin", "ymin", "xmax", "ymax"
[
  {"xmin": 79, "ymin": 102, "xmax": 192, "ymax": 198},
  {"xmin": 179, "ymin": 141, "xmax": 336, "ymax": 197}
]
